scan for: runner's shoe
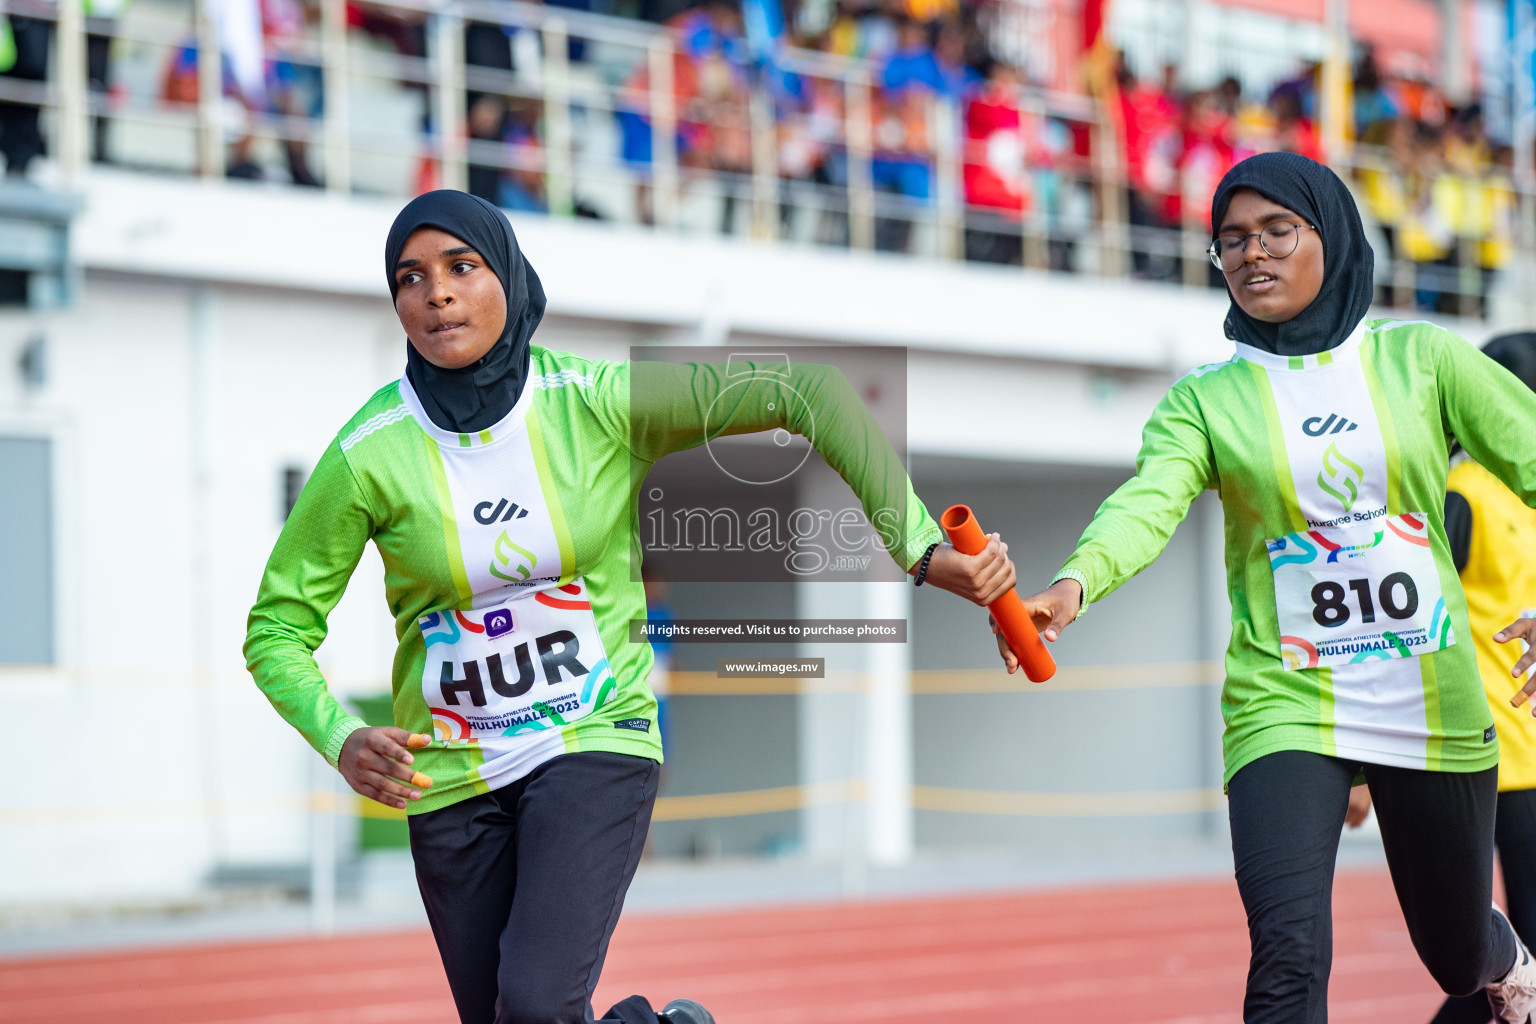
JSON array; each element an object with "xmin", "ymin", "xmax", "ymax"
[
  {"xmin": 658, "ymin": 998, "xmax": 717, "ymax": 1024},
  {"xmin": 1488, "ymin": 906, "xmax": 1536, "ymax": 1024}
]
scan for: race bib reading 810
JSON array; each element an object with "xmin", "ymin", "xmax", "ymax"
[
  {"xmin": 416, "ymin": 578, "xmax": 617, "ymax": 746},
  {"xmin": 1267, "ymin": 513, "xmax": 1455, "ymax": 670}
]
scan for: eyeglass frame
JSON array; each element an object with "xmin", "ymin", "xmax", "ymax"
[{"xmin": 1206, "ymin": 222, "xmax": 1319, "ymax": 272}]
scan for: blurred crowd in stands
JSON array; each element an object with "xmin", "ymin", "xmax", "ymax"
[
  {"xmin": 1113, "ymin": 48, "xmax": 1517, "ymax": 313},
  {"xmin": 0, "ymin": 0, "xmax": 1523, "ymax": 313}
]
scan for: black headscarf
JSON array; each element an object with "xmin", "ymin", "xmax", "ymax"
[
  {"xmin": 1483, "ymin": 332, "xmax": 1536, "ymax": 393},
  {"xmin": 385, "ymin": 190, "xmax": 547, "ymax": 433},
  {"xmin": 1209, "ymin": 152, "xmax": 1373, "ymax": 357}
]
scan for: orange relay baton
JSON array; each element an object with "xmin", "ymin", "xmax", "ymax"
[{"xmin": 940, "ymin": 504, "xmax": 1056, "ymax": 682}]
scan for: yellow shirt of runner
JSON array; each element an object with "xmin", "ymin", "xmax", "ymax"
[{"xmin": 1449, "ymin": 458, "xmax": 1536, "ymax": 791}]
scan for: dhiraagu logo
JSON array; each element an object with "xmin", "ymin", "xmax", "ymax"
[
  {"xmin": 490, "ymin": 530, "xmax": 537, "ymax": 582},
  {"xmin": 1317, "ymin": 442, "xmax": 1364, "ymax": 512}
]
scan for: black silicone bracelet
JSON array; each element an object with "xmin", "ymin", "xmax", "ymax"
[{"xmin": 913, "ymin": 542, "xmax": 940, "ymax": 586}]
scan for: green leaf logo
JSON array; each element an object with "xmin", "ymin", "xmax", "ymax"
[
  {"xmin": 489, "ymin": 530, "xmax": 537, "ymax": 582},
  {"xmin": 1317, "ymin": 442, "xmax": 1364, "ymax": 512}
]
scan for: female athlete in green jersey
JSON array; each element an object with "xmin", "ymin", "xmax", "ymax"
[
  {"xmin": 994, "ymin": 154, "xmax": 1536, "ymax": 1023},
  {"xmin": 246, "ymin": 190, "xmax": 1015, "ymax": 1024}
]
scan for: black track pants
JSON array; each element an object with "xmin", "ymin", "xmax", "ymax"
[
  {"xmin": 1228, "ymin": 750, "xmax": 1512, "ymax": 1024},
  {"xmin": 408, "ymin": 751, "xmax": 662, "ymax": 1024},
  {"xmin": 1430, "ymin": 787, "xmax": 1536, "ymax": 1024}
]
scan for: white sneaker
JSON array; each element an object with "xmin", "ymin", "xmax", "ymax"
[{"xmin": 1488, "ymin": 906, "xmax": 1536, "ymax": 1024}]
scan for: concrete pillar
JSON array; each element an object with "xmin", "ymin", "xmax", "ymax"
[
  {"xmin": 863, "ymin": 579, "xmax": 914, "ymax": 864},
  {"xmin": 1194, "ymin": 491, "xmax": 1231, "ymax": 839},
  {"xmin": 795, "ymin": 462, "xmax": 915, "ymax": 869}
]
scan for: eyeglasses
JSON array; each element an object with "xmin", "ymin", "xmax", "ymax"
[{"xmin": 1207, "ymin": 222, "xmax": 1318, "ymax": 272}]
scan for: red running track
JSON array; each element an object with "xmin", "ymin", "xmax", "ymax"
[{"xmin": 0, "ymin": 868, "xmax": 1444, "ymax": 1024}]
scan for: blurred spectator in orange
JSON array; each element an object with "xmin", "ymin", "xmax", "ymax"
[{"xmin": 1271, "ymin": 90, "xmax": 1323, "ymax": 162}]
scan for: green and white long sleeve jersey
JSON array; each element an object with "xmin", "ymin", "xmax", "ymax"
[
  {"xmin": 245, "ymin": 347, "xmax": 942, "ymax": 814},
  {"xmin": 1058, "ymin": 319, "xmax": 1536, "ymax": 782}
]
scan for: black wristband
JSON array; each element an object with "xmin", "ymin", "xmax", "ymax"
[{"xmin": 913, "ymin": 542, "xmax": 940, "ymax": 587}]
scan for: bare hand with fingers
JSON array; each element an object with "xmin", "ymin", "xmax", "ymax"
[
  {"xmin": 918, "ymin": 534, "xmax": 1017, "ymax": 607},
  {"xmin": 992, "ymin": 578, "xmax": 1082, "ymax": 674},
  {"xmin": 1345, "ymin": 784, "xmax": 1372, "ymax": 828},
  {"xmin": 1499, "ymin": 617, "xmax": 1536, "ymax": 713},
  {"xmin": 339, "ymin": 726, "xmax": 435, "ymax": 809}
]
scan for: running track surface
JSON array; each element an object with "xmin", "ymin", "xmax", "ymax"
[{"xmin": 2, "ymin": 867, "xmax": 1447, "ymax": 1024}]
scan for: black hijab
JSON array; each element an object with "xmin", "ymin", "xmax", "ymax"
[
  {"xmin": 385, "ymin": 190, "xmax": 547, "ymax": 433},
  {"xmin": 1209, "ymin": 152, "xmax": 1373, "ymax": 357}
]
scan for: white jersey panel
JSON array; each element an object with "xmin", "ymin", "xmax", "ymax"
[
  {"xmin": 1247, "ymin": 331, "xmax": 1433, "ymax": 768},
  {"xmin": 399, "ymin": 378, "xmax": 567, "ymax": 606}
]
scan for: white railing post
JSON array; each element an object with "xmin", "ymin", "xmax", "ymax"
[
  {"xmin": 542, "ymin": 18, "xmax": 574, "ymax": 217},
  {"xmin": 846, "ymin": 71, "xmax": 874, "ymax": 250},
  {"xmin": 196, "ymin": 0, "xmax": 225, "ymax": 177},
  {"xmin": 321, "ymin": 0, "xmax": 351, "ymax": 194},
  {"xmin": 433, "ymin": 7, "xmax": 467, "ymax": 193},
  {"xmin": 56, "ymin": 0, "xmax": 87, "ymax": 181},
  {"xmin": 647, "ymin": 34, "xmax": 679, "ymax": 228},
  {"xmin": 1093, "ymin": 108, "xmax": 1124, "ymax": 277},
  {"xmin": 932, "ymin": 95, "xmax": 961, "ymax": 259},
  {"xmin": 749, "ymin": 85, "xmax": 777, "ymax": 239},
  {"xmin": 1318, "ymin": 0, "xmax": 1349, "ymax": 164}
]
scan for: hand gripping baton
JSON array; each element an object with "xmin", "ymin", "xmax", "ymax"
[{"xmin": 940, "ymin": 505, "xmax": 1056, "ymax": 682}]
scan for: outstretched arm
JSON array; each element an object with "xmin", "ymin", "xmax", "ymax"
[
  {"xmin": 1436, "ymin": 332, "xmax": 1536, "ymax": 712},
  {"xmin": 1438, "ymin": 331, "xmax": 1536, "ymax": 507},
  {"xmin": 623, "ymin": 357, "xmax": 1013, "ymax": 602},
  {"xmin": 993, "ymin": 380, "xmax": 1215, "ymax": 669}
]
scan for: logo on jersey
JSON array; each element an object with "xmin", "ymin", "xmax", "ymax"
[
  {"xmin": 1317, "ymin": 442, "xmax": 1364, "ymax": 512},
  {"xmin": 489, "ymin": 530, "xmax": 538, "ymax": 583},
  {"xmin": 474, "ymin": 499, "xmax": 531, "ymax": 525},
  {"xmin": 485, "ymin": 608, "xmax": 515, "ymax": 638},
  {"xmin": 1302, "ymin": 413, "xmax": 1360, "ymax": 437}
]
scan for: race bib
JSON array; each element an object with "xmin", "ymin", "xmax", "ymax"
[
  {"xmin": 417, "ymin": 579, "xmax": 617, "ymax": 746},
  {"xmin": 1268, "ymin": 513, "xmax": 1455, "ymax": 670}
]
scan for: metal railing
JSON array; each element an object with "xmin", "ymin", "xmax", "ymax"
[{"xmin": 8, "ymin": 0, "xmax": 1536, "ymax": 316}]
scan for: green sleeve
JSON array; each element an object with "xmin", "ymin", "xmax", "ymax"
[
  {"xmin": 1058, "ymin": 379, "xmax": 1216, "ymax": 609},
  {"xmin": 1436, "ymin": 330, "xmax": 1536, "ymax": 507},
  {"xmin": 622, "ymin": 358, "xmax": 942, "ymax": 571},
  {"xmin": 243, "ymin": 440, "xmax": 374, "ymax": 766}
]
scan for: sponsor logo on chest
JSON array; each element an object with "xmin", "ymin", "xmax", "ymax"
[
  {"xmin": 1266, "ymin": 365, "xmax": 1389, "ymax": 529},
  {"xmin": 441, "ymin": 433, "xmax": 564, "ymax": 595}
]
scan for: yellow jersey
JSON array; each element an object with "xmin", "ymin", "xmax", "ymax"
[{"xmin": 1449, "ymin": 458, "xmax": 1536, "ymax": 791}]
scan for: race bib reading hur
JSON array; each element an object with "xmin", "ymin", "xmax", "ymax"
[{"xmin": 417, "ymin": 578, "xmax": 616, "ymax": 747}]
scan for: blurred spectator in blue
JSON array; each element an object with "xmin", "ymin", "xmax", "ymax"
[
  {"xmin": 882, "ymin": 18, "xmax": 973, "ymax": 102},
  {"xmin": 616, "ymin": 0, "xmax": 748, "ymax": 225},
  {"xmin": 1352, "ymin": 49, "xmax": 1398, "ymax": 137},
  {"xmin": 870, "ymin": 16, "xmax": 977, "ymax": 250},
  {"xmin": 1268, "ymin": 60, "xmax": 1318, "ymax": 123},
  {"xmin": 263, "ymin": 0, "xmax": 321, "ymax": 186}
]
